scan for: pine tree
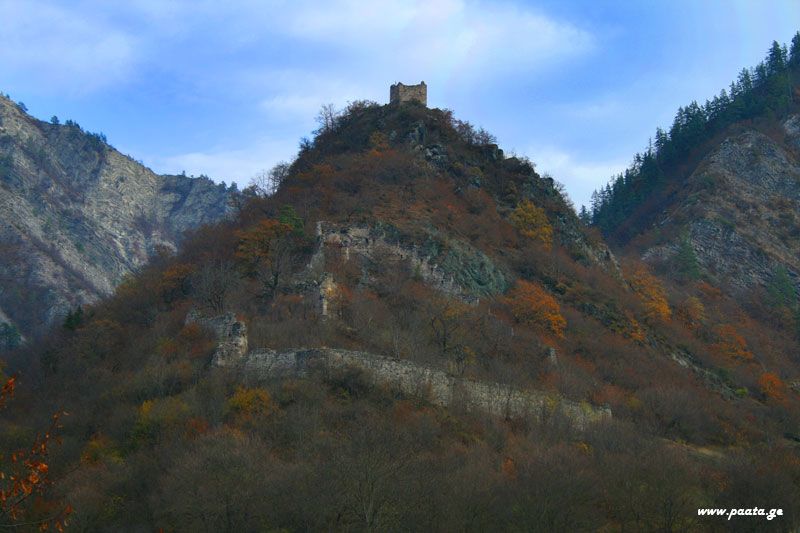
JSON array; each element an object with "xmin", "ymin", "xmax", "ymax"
[
  {"xmin": 767, "ymin": 40, "xmax": 787, "ymax": 75},
  {"xmin": 674, "ymin": 233, "xmax": 700, "ymax": 280},
  {"xmin": 766, "ymin": 266, "xmax": 796, "ymax": 309},
  {"xmin": 790, "ymin": 31, "xmax": 800, "ymax": 65},
  {"xmin": 578, "ymin": 205, "xmax": 591, "ymax": 225}
]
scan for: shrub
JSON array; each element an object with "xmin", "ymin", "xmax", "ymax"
[
  {"xmin": 504, "ymin": 280, "xmax": 566, "ymax": 337},
  {"xmin": 510, "ymin": 200, "xmax": 553, "ymax": 249}
]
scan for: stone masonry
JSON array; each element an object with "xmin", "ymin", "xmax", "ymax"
[
  {"xmin": 190, "ymin": 310, "xmax": 612, "ymax": 431},
  {"xmin": 390, "ymin": 82, "xmax": 427, "ymax": 106}
]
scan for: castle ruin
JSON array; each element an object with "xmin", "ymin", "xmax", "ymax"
[{"xmin": 390, "ymin": 81, "xmax": 427, "ymax": 106}]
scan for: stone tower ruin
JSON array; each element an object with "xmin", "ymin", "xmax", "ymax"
[{"xmin": 390, "ymin": 81, "xmax": 427, "ymax": 106}]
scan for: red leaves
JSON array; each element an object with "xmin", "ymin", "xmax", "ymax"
[
  {"xmin": 758, "ymin": 372, "xmax": 786, "ymax": 401},
  {"xmin": 711, "ymin": 324, "xmax": 753, "ymax": 361},
  {"xmin": 0, "ymin": 380, "xmax": 69, "ymax": 530},
  {"xmin": 0, "ymin": 376, "xmax": 15, "ymax": 409}
]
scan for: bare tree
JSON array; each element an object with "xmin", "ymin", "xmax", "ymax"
[
  {"xmin": 248, "ymin": 161, "xmax": 292, "ymax": 197},
  {"xmin": 192, "ymin": 260, "xmax": 239, "ymax": 313},
  {"xmin": 315, "ymin": 103, "xmax": 341, "ymax": 135}
]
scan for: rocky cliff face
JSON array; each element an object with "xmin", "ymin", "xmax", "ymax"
[
  {"xmin": 0, "ymin": 95, "xmax": 235, "ymax": 338},
  {"xmin": 309, "ymin": 221, "xmax": 510, "ymax": 302},
  {"xmin": 641, "ymin": 117, "xmax": 800, "ymax": 292}
]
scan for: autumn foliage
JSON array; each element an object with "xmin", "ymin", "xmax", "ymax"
[
  {"xmin": 236, "ymin": 219, "xmax": 296, "ymax": 298},
  {"xmin": 711, "ymin": 324, "xmax": 753, "ymax": 361},
  {"xmin": 510, "ymin": 200, "xmax": 553, "ymax": 249},
  {"xmin": 158, "ymin": 263, "xmax": 194, "ymax": 304},
  {"xmin": 504, "ymin": 280, "xmax": 566, "ymax": 337},
  {"xmin": 227, "ymin": 386, "xmax": 274, "ymax": 423},
  {"xmin": 676, "ymin": 296, "xmax": 705, "ymax": 329},
  {"xmin": 758, "ymin": 372, "xmax": 786, "ymax": 401},
  {"xmin": 0, "ymin": 377, "xmax": 71, "ymax": 531},
  {"xmin": 629, "ymin": 265, "xmax": 671, "ymax": 323}
]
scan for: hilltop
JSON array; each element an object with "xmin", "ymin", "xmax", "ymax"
[{"xmin": 2, "ymin": 91, "xmax": 799, "ymax": 530}]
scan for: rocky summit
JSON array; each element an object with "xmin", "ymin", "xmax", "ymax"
[{"xmin": 0, "ymin": 95, "xmax": 235, "ymax": 340}]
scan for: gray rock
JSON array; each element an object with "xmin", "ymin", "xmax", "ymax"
[
  {"xmin": 310, "ymin": 221, "xmax": 509, "ymax": 301},
  {"xmin": 643, "ymin": 123, "xmax": 800, "ymax": 292},
  {"xmin": 186, "ymin": 310, "xmax": 248, "ymax": 366},
  {"xmin": 0, "ymin": 95, "xmax": 234, "ymax": 337}
]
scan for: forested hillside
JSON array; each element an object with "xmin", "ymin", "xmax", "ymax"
[
  {"xmin": 589, "ymin": 33, "xmax": 800, "ymax": 243},
  {"xmin": 1, "ymin": 93, "xmax": 799, "ymax": 530}
]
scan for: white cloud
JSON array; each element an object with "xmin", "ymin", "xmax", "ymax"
[
  {"xmin": 0, "ymin": 0, "xmax": 139, "ymax": 94},
  {"xmin": 526, "ymin": 145, "xmax": 628, "ymax": 209},
  {"xmin": 0, "ymin": 0, "xmax": 599, "ymax": 187},
  {"xmin": 255, "ymin": 71, "xmax": 374, "ymax": 121},
  {"xmin": 245, "ymin": 1, "xmax": 594, "ymax": 121},
  {"xmin": 562, "ymin": 98, "xmax": 624, "ymax": 120},
  {"xmin": 271, "ymin": 0, "xmax": 594, "ymax": 80},
  {"xmin": 147, "ymin": 136, "xmax": 299, "ymax": 187}
]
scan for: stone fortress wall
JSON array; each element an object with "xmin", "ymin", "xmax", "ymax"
[
  {"xmin": 390, "ymin": 81, "xmax": 427, "ymax": 106},
  {"xmin": 188, "ymin": 312, "xmax": 612, "ymax": 431}
]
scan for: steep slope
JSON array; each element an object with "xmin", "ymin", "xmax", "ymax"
[
  {"xmin": 640, "ymin": 118, "xmax": 800, "ymax": 291},
  {"xmin": 3, "ymin": 96, "xmax": 800, "ymax": 530},
  {"xmin": 0, "ymin": 95, "xmax": 235, "ymax": 339},
  {"xmin": 591, "ymin": 36, "xmax": 800, "ymax": 298}
]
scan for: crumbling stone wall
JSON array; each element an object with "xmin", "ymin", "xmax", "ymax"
[
  {"xmin": 186, "ymin": 310, "xmax": 248, "ymax": 366},
  {"xmin": 390, "ymin": 82, "xmax": 427, "ymax": 106},
  {"xmin": 188, "ymin": 309, "xmax": 612, "ymax": 430},
  {"xmin": 241, "ymin": 347, "xmax": 611, "ymax": 430}
]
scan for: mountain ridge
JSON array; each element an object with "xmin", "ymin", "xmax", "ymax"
[{"xmin": 0, "ymin": 94, "xmax": 236, "ymax": 341}]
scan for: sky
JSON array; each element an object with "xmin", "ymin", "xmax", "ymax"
[{"xmin": 2, "ymin": 0, "xmax": 800, "ymax": 209}]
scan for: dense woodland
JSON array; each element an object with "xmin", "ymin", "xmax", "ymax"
[
  {"xmin": 588, "ymin": 32, "xmax": 800, "ymax": 243},
  {"xmin": 1, "ymin": 39, "xmax": 800, "ymax": 531}
]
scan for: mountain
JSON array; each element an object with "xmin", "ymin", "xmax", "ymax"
[
  {"xmin": 3, "ymin": 88, "xmax": 800, "ymax": 531},
  {"xmin": 0, "ymin": 95, "xmax": 235, "ymax": 342},
  {"xmin": 590, "ymin": 37, "xmax": 800, "ymax": 297},
  {"xmin": 641, "ymin": 119, "xmax": 800, "ymax": 292}
]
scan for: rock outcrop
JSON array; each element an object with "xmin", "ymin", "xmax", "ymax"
[
  {"xmin": 642, "ymin": 118, "xmax": 800, "ymax": 292},
  {"xmin": 309, "ymin": 221, "xmax": 509, "ymax": 302},
  {"xmin": 0, "ymin": 95, "xmax": 235, "ymax": 338},
  {"xmin": 185, "ymin": 311, "xmax": 248, "ymax": 366}
]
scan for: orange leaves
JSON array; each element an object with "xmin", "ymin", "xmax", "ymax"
[
  {"xmin": 185, "ymin": 417, "xmax": 211, "ymax": 439},
  {"xmin": 503, "ymin": 280, "xmax": 566, "ymax": 337},
  {"xmin": 629, "ymin": 265, "xmax": 671, "ymax": 323},
  {"xmin": 227, "ymin": 386, "xmax": 273, "ymax": 415},
  {"xmin": 711, "ymin": 324, "xmax": 753, "ymax": 361},
  {"xmin": 758, "ymin": 372, "xmax": 786, "ymax": 402},
  {"xmin": 159, "ymin": 263, "xmax": 194, "ymax": 304},
  {"xmin": 236, "ymin": 219, "xmax": 294, "ymax": 273},
  {"xmin": 624, "ymin": 313, "xmax": 647, "ymax": 343},
  {"xmin": 0, "ymin": 376, "xmax": 16, "ymax": 409},
  {"xmin": 227, "ymin": 387, "xmax": 275, "ymax": 426},
  {"xmin": 676, "ymin": 296, "xmax": 706, "ymax": 329},
  {"xmin": 0, "ymin": 399, "xmax": 69, "ymax": 530},
  {"xmin": 368, "ymin": 131, "xmax": 389, "ymax": 152},
  {"xmin": 510, "ymin": 200, "xmax": 553, "ymax": 249},
  {"xmin": 236, "ymin": 218, "xmax": 298, "ymax": 298}
]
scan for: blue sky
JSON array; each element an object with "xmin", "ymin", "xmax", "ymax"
[{"xmin": 2, "ymin": 0, "xmax": 799, "ymax": 209}]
